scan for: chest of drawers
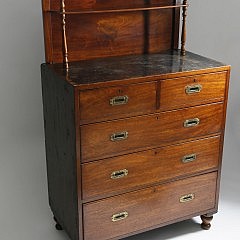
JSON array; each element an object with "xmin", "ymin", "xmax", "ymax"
[{"xmin": 41, "ymin": 1, "xmax": 230, "ymax": 240}]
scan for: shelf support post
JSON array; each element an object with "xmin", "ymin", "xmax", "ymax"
[
  {"xmin": 181, "ymin": 0, "xmax": 188, "ymax": 56},
  {"xmin": 61, "ymin": 0, "xmax": 69, "ymax": 69}
]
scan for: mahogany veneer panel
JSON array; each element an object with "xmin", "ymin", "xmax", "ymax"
[
  {"xmin": 84, "ymin": 172, "xmax": 217, "ymax": 240},
  {"xmin": 42, "ymin": 0, "xmax": 180, "ymax": 63},
  {"xmin": 51, "ymin": 11, "xmax": 174, "ymax": 62},
  {"xmin": 160, "ymin": 71, "xmax": 227, "ymax": 110},
  {"xmin": 79, "ymin": 82, "xmax": 157, "ymax": 123},
  {"xmin": 81, "ymin": 102, "xmax": 224, "ymax": 162},
  {"xmin": 82, "ymin": 136, "xmax": 220, "ymax": 200}
]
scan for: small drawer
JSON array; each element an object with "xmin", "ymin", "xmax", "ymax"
[
  {"xmin": 81, "ymin": 102, "xmax": 223, "ymax": 162},
  {"xmin": 79, "ymin": 82, "xmax": 156, "ymax": 123},
  {"xmin": 82, "ymin": 136, "xmax": 220, "ymax": 200},
  {"xmin": 84, "ymin": 172, "xmax": 217, "ymax": 240},
  {"xmin": 160, "ymin": 72, "xmax": 227, "ymax": 110}
]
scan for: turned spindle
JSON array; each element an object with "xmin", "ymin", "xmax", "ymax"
[
  {"xmin": 181, "ymin": 0, "xmax": 188, "ymax": 56},
  {"xmin": 61, "ymin": 0, "xmax": 69, "ymax": 69}
]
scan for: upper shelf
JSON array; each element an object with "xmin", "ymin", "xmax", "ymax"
[
  {"xmin": 49, "ymin": 4, "xmax": 188, "ymax": 15},
  {"xmin": 42, "ymin": 0, "xmax": 188, "ymax": 64}
]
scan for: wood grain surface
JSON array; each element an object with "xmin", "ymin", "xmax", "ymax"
[
  {"xmin": 41, "ymin": 1, "xmax": 231, "ymax": 239},
  {"xmin": 84, "ymin": 172, "xmax": 217, "ymax": 240},
  {"xmin": 42, "ymin": 0, "xmax": 180, "ymax": 63},
  {"xmin": 79, "ymin": 82, "xmax": 156, "ymax": 124},
  {"xmin": 82, "ymin": 136, "xmax": 220, "ymax": 200},
  {"xmin": 41, "ymin": 65, "xmax": 81, "ymax": 240},
  {"xmin": 160, "ymin": 71, "xmax": 227, "ymax": 110},
  {"xmin": 81, "ymin": 102, "xmax": 224, "ymax": 162}
]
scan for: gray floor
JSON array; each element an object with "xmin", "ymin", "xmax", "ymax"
[{"xmin": 0, "ymin": 134, "xmax": 239, "ymax": 240}]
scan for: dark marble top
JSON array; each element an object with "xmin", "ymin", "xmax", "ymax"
[{"xmin": 48, "ymin": 50, "xmax": 228, "ymax": 86}]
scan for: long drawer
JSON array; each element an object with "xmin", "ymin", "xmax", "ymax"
[
  {"xmin": 81, "ymin": 102, "xmax": 224, "ymax": 162},
  {"xmin": 79, "ymin": 82, "xmax": 156, "ymax": 124},
  {"xmin": 84, "ymin": 172, "xmax": 217, "ymax": 240},
  {"xmin": 82, "ymin": 136, "xmax": 220, "ymax": 200},
  {"xmin": 160, "ymin": 71, "xmax": 227, "ymax": 110}
]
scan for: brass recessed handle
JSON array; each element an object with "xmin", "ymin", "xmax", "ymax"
[
  {"xmin": 182, "ymin": 153, "xmax": 197, "ymax": 163},
  {"xmin": 112, "ymin": 211, "xmax": 129, "ymax": 222},
  {"xmin": 110, "ymin": 131, "xmax": 128, "ymax": 141},
  {"xmin": 185, "ymin": 84, "xmax": 202, "ymax": 94},
  {"xmin": 110, "ymin": 96, "xmax": 129, "ymax": 106},
  {"xmin": 184, "ymin": 118, "xmax": 200, "ymax": 128},
  {"xmin": 111, "ymin": 169, "xmax": 128, "ymax": 179},
  {"xmin": 180, "ymin": 193, "xmax": 195, "ymax": 203}
]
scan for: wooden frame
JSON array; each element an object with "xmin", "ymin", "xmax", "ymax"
[{"xmin": 42, "ymin": 0, "xmax": 188, "ymax": 65}]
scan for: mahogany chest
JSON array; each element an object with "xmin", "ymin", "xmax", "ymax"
[{"xmin": 41, "ymin": 1, "xmax": 230, "ymax": 240}]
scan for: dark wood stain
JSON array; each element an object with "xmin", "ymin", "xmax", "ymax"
[
  {"xmin": 41, "ymin": 1, "xmax": 231, "ymax": 240},
  {"xmin": 41, "ymin": 64, "xmax": 80, "ymax": 240},
  {"xmin": 49, "ymin": 50, "xmax": 230, "ymax": 88}
]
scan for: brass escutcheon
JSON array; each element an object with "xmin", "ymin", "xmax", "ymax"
[
  {"xmin": 111, "ymin": 169, "xmax": 128, "ymax": 179},
  {"xmin": 182, "ymin": 153, "xmax": 197, "ymax": 163},
  {"xmin": 184, "ymin": 118, "xmax": 200, "ymax": 128},
  {"xmin": 110, "ymin": 95, "xmax": 129, "ymax": 106},
  {"xmin": 185, "ymin": 84, "xmax": 202, "ymax": 94},
  {"xmin": 111, "ymin": 211, "xmax": 129, "ymax": 222},
  {"xmin": 180, "ymin": 193, "xmax": 195, "ymax": 203},
  {"xmin": 110, "ymin": 131, "xmax": 128, "ymax": 141}
]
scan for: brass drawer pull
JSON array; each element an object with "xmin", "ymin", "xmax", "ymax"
[
  {"xmin": 182, "ymin": 153, "xmax": 197, "ymax": 163},
  {"xmin": 112, "ymin": 211, "xmax": 129, "ymax": 222},
  {"xmin": 180, "ymin": 193, "xmax": 195, "ymax": 203},
  {"xmin": 111, "ymin": 169, "xmax": 128, "ymax": 179},
  {"xmin": 111, "ymin": 131, "xmax": 128, "ymax": 141},
  {"xmin": 185, "ymin": 84, "xmax": 202, "ymax": 94},
  {"xmin": 184, "ymin": 118, "xmax": 200, "ymax": 128},
  {"xmin": 110, "ymin": 96, "xmax": 129, "ymax": 106}
]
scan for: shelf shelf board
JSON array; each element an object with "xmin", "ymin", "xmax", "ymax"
[{"xmin": 49, "ymin": 4, "xmax": 188, "ymax": 15}]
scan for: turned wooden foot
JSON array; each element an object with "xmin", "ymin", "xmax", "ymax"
[
  {"xmin": 201, "ymin": 215, "xmax": 213, "ymax": 230},
  {"xmin": 53, "ymin": 216, "xmax": 63, "ymax": 231}
]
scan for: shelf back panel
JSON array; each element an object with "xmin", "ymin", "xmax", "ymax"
[{"xmin": 42, "ymin": 0, "xmax": 181, "ymax": 63}]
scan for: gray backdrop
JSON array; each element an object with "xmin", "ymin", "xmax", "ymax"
[{"xmin": 0, "ymin": 0, "xmax": 239, "ymax": 239}]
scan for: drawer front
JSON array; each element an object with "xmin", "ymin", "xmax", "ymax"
[
  {"xmin": 82, "ymin": 136, "xmax": 220, "ymax": 200},
  {"xmin": 160, "ymin": 72, "xmax": 227, "ymax": 110},
  {"xmin": 84, "ymin": 172, "xmax": 217, "ymax": 240},
  {"xmin": 79, "ymin": 82, "xmax": 156, "ymax": 123},
  {"xmin": 81, "ymin": 103, "xmax": 223, "ymax": 162}
]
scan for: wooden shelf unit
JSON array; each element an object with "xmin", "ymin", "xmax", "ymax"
[
  {"xmin": 41, "ymin": 1, "xmax": 230, "ymax": 239},
  {"xmin": 42, "ymin": 0, "xmax": 188, "ymax": 66}
]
